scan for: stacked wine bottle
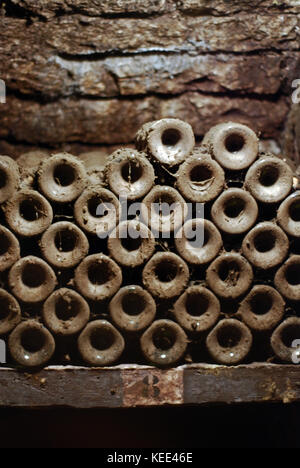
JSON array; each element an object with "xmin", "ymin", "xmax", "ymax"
[{"xmin": 0, "ymin": 118, "xmax": 300, "ymax": 368}]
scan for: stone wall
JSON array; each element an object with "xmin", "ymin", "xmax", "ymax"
[{"xmin": 0, "ymin": 0, "xmax": 300, "ymax": 165}]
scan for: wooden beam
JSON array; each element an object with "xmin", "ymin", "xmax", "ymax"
[{"xmin": 0, "ymin": 364, "xmax": 299, "ymax": 408}]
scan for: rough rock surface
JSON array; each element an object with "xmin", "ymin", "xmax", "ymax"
[
  {"xmin": 0, "ymin": 94, "xmax": 288, "ymax": 145},
  {"xmin": 0, "ymin": 1, "xmax": 300, "ymax": 158}
]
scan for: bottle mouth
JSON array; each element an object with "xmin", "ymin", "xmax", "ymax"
[
  {"xmin": 285, "ymin": 263, "xmax": 300, "ymax": 286},
  {"xmin": 289, "ymin": 199, "xmax": 300, "ymax": 222},
  {"xmin": 88, "ymin": 261, "xmax": 113, "ymax": 286},
  {"xmin": 207, "ymin": 253, "xmax": 253, "ymax": 300},
  {"xmin": 224, "ymin": 133, "xmax": 245, "ymax": 153},
  {"xmin": 154, "ymin": 259, "xmax": 178, "ymax": 283},
  {"xmin": 161, "ymin": 128, "xmax": 182, "ymax": 148},
  {"xmin": 212, "ymin": 188, "xmax": 258, "ymax": 235},
  {"xmin": 54, "ymin": 295, "xmax": 80, "ymax": 321},
  {"xmin": 121, "ymin": 160, "xmax": 143, "ymax": 184},
  {"xmin": 143, "ymin": 252, "xmax": 189, "ymax": 299},
  {"xmin": 259, "ymin": 165, "xmax": 279, "ymax": 187},
  {"xmin": 90, "ymin": 327, "xmax": 116, "ymax": 351},
  {"xmin": 206, "ymin": 318, "xmax": 252, "ymax": 364},
  {"xmin": 54, "ymin": 229, "xmax": 78, "ymax": 253},
  {"xmin": 218, "ymin": 259, "xmax": 241, "ymax": 285},
  {"xmin": 143, "ymin": 187, "xmax": 187, "ymax": 231},
  {"xmin": 53, "ymin": 163, "xmax": 76, "ymax": 187},
  {"xmin": 39, "ymin": 155, "xmax": 86, "ymax": 203},
  {"xmin": 21, "ymin": 327, "xmax": 46, "ymax": 353},
  {"xmin": 249, "ymin": 291, "xmax": 273, "ymax": 315},
  {"xmin": 189, "ymin": 164, "xmax": 213, "ymax": 183},
  {"xmin": 207, "ymin": 123, "xmax": 259, "ymax": 170},
  {"xmin": 19, "ymin": 198, "xmax": 43, "ymax": 222},
  {"xmin": 281, "ymin": 323, "xmax": 300, "ymax": 348},
  {"xmin": 245, "ymin": 157, "xmax": 293, "ymax": 203},
  {"xmin": 152, "ymin": 325, "xmax": 176, "ymax": 351},
  {"xmin": 22, "ymin": 263, "xmax": 47, "ymax": 288},
  {"xmin": 253, "ymin": 230, "xmax": 276, "ymax": 253},
  {"xmin": 217, "ymin": 323, "xmax": 242, "ymax": 348},
  {"xmin": 185, "ymin": 291, "xmax": 209, "ymax": 317},
  {"xmin": 141, "ymin": 119, "xmax": 194, "ymax": 166},
  {"xmin": 223, "ymin": 197, "xmax": 246, "ymax": 218}
]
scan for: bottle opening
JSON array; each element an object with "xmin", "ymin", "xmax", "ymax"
[
  {"xmin": 289, "ymin": 200, "xmax": 300, "ymax": 222},
  {"xmin": 218, "ymin": 260, "xmax": 240, "ymax": 284},
  {"xmin": 21, "ymin": 328, "xmax": 45, "ymax": 353},
  {"xmin": 121, "ymin": 236, "xmax": 142, "ymax": 252},
  {"xmin": 189, "ymin": 165, "xmax": 213, "ymax": 183},
  {"xmin": 88, "ymin": 262, "xmax": 112, "ymax": 285},
  {"xmin": 155, "ymin": 260, "xmax": 177, "ymax": 283},
  {"xmin": 153, "ymin": 326, "xmax": 176, "ymax": 350},
  {"xmin": 185, "ymin": 292, "xmax": 209, "ymax": 317},
  {"xmin": 22, "ymin": 263, "xmax": 46, "ymax": 288},
  {"xmin": 217, "ymin": 324, "xmax": 242, "ymax": 348},
  {"xmin": 161, "ymin": 128, "xmax": 181, "ymax": 147},
  {"xmin": 259, "ymin": 165, "xmax": 279, "ymax": 187},
  {"xmin": 224, "ymin": 197, "xmax": 245, "ymax": 218},
  {"xmin": 250, "ymin": 291, "xmax": 273, "ymax": 315},
  {"xmin": 121, "ymin": 160, "xmax": 143, "ymax": 183},
  {"xmin": 55, "ymin": 295, "xmax": 79, "ymax": 321},
  {"xmin": 185, "ymin": 222, "xmax": 206, "ymax": 249},
  {"xmin": 153, "ymin": 193, "xmax": 176, "ymax": 217},
  {"xmin": 53, "ymin": 163, "xmax": 76, "ymax": 187},
  {"xmin": 281, "ymin": 324, "xmax": 300, "ymax": 348},
  {"xmin": 253, "ymin": 230, "xmax": 276, "ymax": 253},
  {"xmin": 19, "ymin": 199, "xmax": 42, "ymax": 222},
  {"xmin": 55, "ymin": 229, "xmax": 77, "ymax": 253},
  {"xmin": 87, "ymin": 195, "xmax": 109, "ymax": 218},
  {"xmin": 285, "ymin": 263, "xmax": 300, "ymax": 286},
  {"xmin": 122, "ymin": 292, "xmax": 146, "ymax": 316},
  {"xmin": 225, "ymin": 133, "xmax": 245, "ymax": 153},
  {"xmin": 90, "ymin": 327, "xmax": 115, "ymax": 350}
]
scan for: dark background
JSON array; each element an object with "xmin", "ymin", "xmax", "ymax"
[{"xmin": 0, "ymin": 403, "xmax": 299, "ymax": 448}]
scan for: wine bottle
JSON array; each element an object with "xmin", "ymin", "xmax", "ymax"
[
  {"xmin": 142, "ymin": 252, "xmax": 189, "ymax": 300},
  {"xmin": 74, "ymin": 254, "xmax": 122, "ymax": 302},
  {"xmin": 105, "ymin": 148, "xmax": 155, "ymax": 201},
  {"xmin": 202, "ymin": 121, "xmax": 258, "ymax": 170},
  {"xmin": 140, "ymin": 319, "xmax": 187, "ymax": 367},
  {"xmin": 38, "ymin": 153, "xmax": 87, "ymax": 203},
  {"xmin": 78, "ymin": 320, "xmax": 125, "ymax": 366},
  {"xmin": 40, "ymin": 221, "xmax": 89, "ymax": 269},
  {"xmin": 8, "ymin": 256, "xmax": 57, "ymax": 303},
  {"xmin": 206, "ymin": 318, "xmax": 252, "ymax": 365},
  {"xmin": 9, "ymin": 319, "xmax": 55, "ymax": 367},
  {"xmin": 109, "ymin": 285, "xmax": 156, "ymax": 333},
  {"xmin": 136, "ymin": 118, "xmax": 195, "ymax": 167},
  {"xmin": 206, "ymin": 253, "xmax": 253, "ymax": 299},
  {"xmin": 108, "ymin": 220, "xmax": 155, "ymax": 268},
  {"xmin": 4, "ymin": 188, "xmax": 53, "ymax": 237}
]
